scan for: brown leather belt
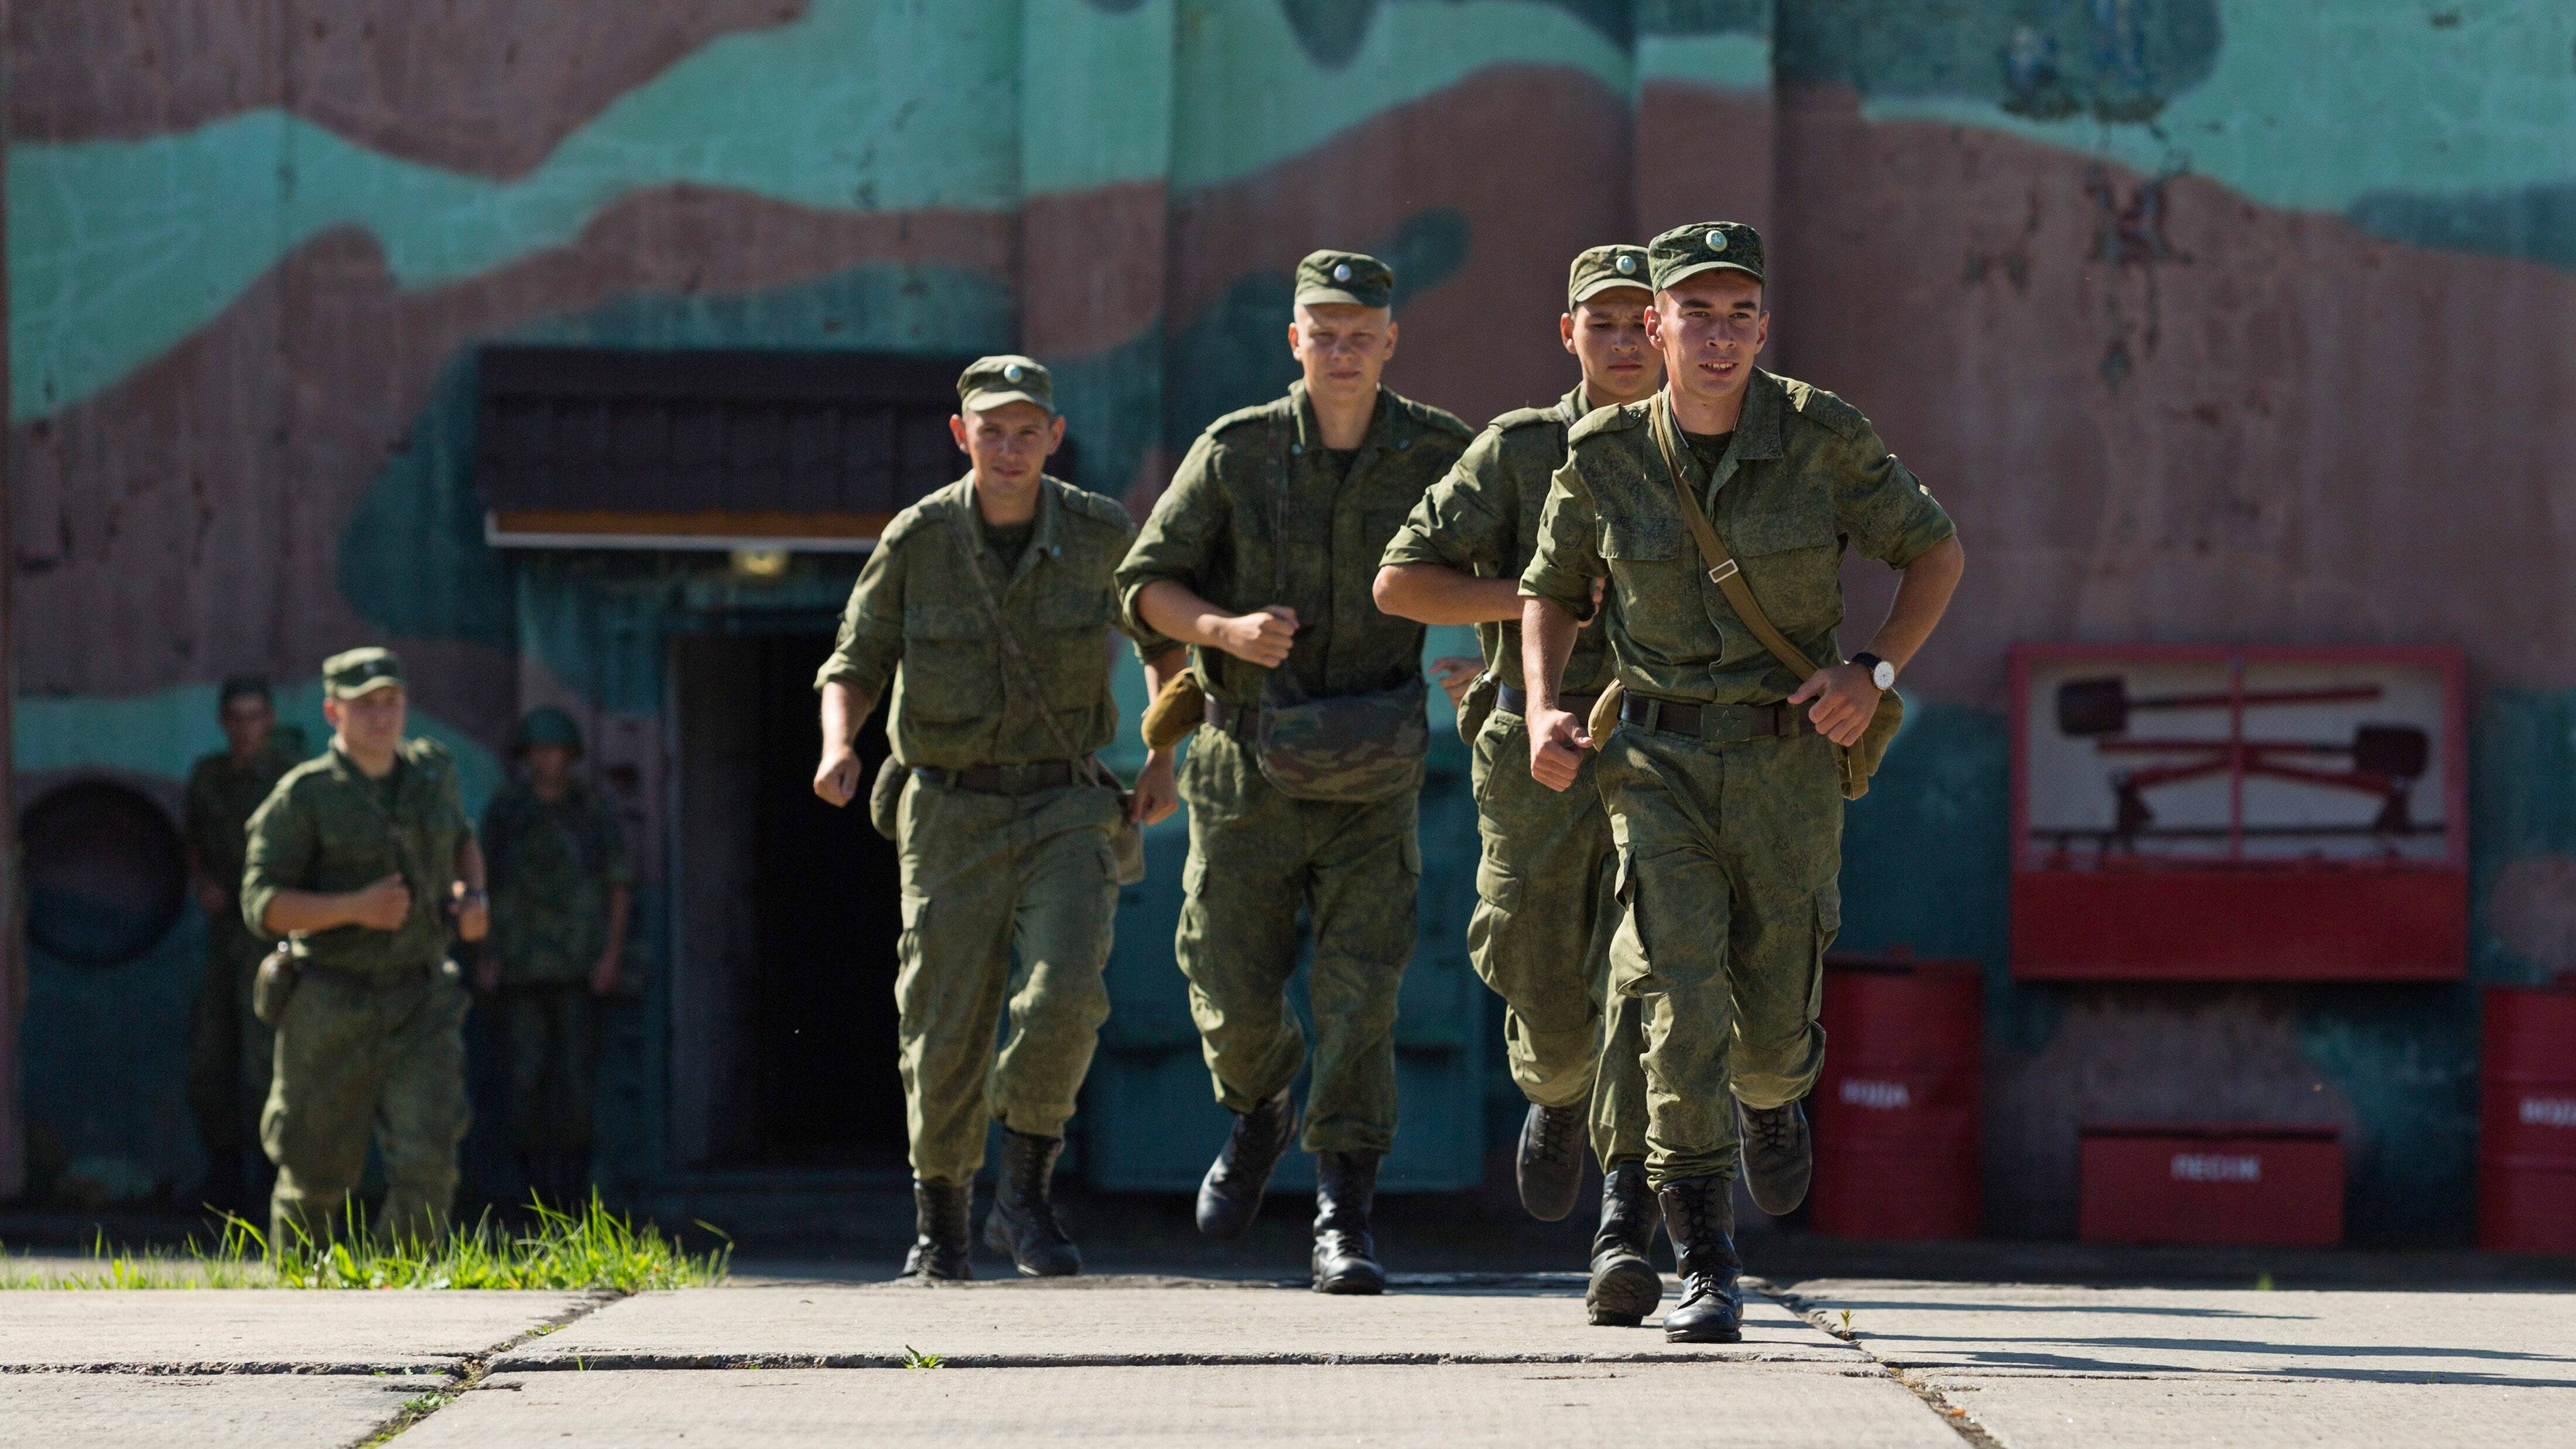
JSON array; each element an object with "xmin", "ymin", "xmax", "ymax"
[
  {"xmin": 1619, "ymin": 692, "xmax": 1812, "ymax": 743},
  {"xmin": 1203, "ymin": 698, "xmax": 1261, "ymax": 739},
  {"xmin": 1494, "ymin": 683, "xmax": 1598, "ymax": 718},
  {"xmin": 914, "ymin": 760, "xmax": 1082, "ymax": 795}
]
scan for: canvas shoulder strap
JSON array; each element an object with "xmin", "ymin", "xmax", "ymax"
[
  {"xmin": 939, "ymin": 498, "xmax": 1099, "ymax": 773},
  {"xmin": 1647, "ymin": 394, "xmax": 1822, "ymax": 681}
]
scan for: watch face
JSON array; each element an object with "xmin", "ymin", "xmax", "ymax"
[{"xmin": 1873, "ymin": 660, "xmax": 1897, "ymax": 689}]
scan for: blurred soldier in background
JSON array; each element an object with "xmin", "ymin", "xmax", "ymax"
[
  {"xmin": 478, "ymin": 706, "xmax": 631, "ymax": 1211},
  {"xmin": 1119, "ymin": 251, "xmax": 1472, "ymax": 1294},
  {"xmin": 242, "ymin": 648, "xmax": 487, "ymax": 1246},
  {"xmin": 1375, "ymin": 244, "xmax": 1667, "ymax": 1325},
  {"xmin": 183, "ymin": 676, "xmax": 300, "ymax": 1215}
]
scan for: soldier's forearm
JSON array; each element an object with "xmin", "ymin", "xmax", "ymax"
[
  {"xmin": 1866, "ymin": 536, "xmax": 1965, "ymax": 674},
  {"xmin": 1519, "ymin": 596, "xmax": 1583, "ymax": 709},
  {"xmin": 819, "ymin": 679, "xmax": 877, "ymax": 753},
  {"xmin": 1141, "ymin": 648, "xmax": 1188, "ymax": 698},
  {"xmin": 604, "ymin": 884, "xmax": 632, "ymax": 957},
  {"xmin": 1371, "ymin": 563, "xmax": 1521, "ymax": 626},
  {"xmin": 454, "ymin": 838, "xmax": 487, "ymax": 894},
  {"xmin": 1135, "ymin": 580, "xmax": 1246, "ymax": 650},
  {"xmin": 259, "ymin": 888, "xmax": 374, "ymax": 935}
]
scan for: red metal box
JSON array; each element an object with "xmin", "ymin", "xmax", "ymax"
[
  {"xmin": 2011, "ymin": 644, "xmax": 2467, "ymax": 982},
  {"xmin": 2078, "ymin": 1123, "xmax": 2344, "ymax": 1247}
]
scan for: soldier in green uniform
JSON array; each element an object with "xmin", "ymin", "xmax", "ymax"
[
  {"xmin": 183, "ymin": 676, "xmax": 302, "ymax": 1214},
  {"xmin": 477, "ymin": 707, "xmax": 631, "ymax": 1211},
  {"xmin": 1520, "ymin": 223, "xmax": 1965, "ymax": 1339},
  {"xmin": 1374, "ymin": 245, "xmax": 1669, "ymax": 1325},
  {"xmin": 1118, "ymin": 251, "xmax": 1472, "ymax": 1294},
  {"xmin": 813, "ymin": 355, "xmax": 1180, "ymax": 1281},
  {"xmin": 241, "ymin": 648, "xmax": 488, "ymax": 1247}
]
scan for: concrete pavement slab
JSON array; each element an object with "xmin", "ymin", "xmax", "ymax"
[
  {"xmin": 495, "ymin": 1277, "xmax": 1860, "ymax": 1368},
  {"xmin": 0, "ymin": 1371, "xmax": 429, "ymax": 1449},
  {"xmin": 1784, "ymin": 1280, "xmax": 2576, "ymax": 1383},
  {"xmin": 0, "ymin": 1290, "xmax": 597, "ymax": 1371},
  {"xmin": 408, "ymin": 1363, "xmax": 1958, "ymax": 1447},
  {"xmin": 1919, "ymin": 1370, "xmax": 2576, "ymax": 1448}
]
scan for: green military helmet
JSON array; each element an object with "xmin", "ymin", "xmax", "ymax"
[
  {"xmin": 1567, "ymin": 244, "xmax": 1653, "ymax": 307},
  {"xmin": 1294, "ymin": 250, "xmax": 1395, "ymax": 309},
  {"xmin": 512, "ymin": 705, "xmax": 584, "ymax": 758},
  {"xmin": 1647, "ymin": 221, "xmax": 1765, "ymax": 291},
  {"xmin": 320, "ymin": 646, "xmax": 403, "ymax": 699},
  {"xmin": 957, "ymin": 354, "xmax": 1056, "ymax": 416}
]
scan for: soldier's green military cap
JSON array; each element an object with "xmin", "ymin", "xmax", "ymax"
[
  {"xmin": 513, "ymin": 705, "xmax": 584, "ymax": 756},
  {"xmin": 1648, "ymin": 221, "xmax": 1765, "ymax": 291},
  {"xmin": 1293, "ymin": 250, "xmax": 1395, "ymax": 309},
  {"xmin": 321, "ymin": 646, "xmax": 403, "ymax": 699},
  {"xmin": 1568, "ymin": 244, "xmax": 1653, "ymax": 307},
  {"xmin": 957, "ymin": 354, "xmax": 1056, "ymax": 416}
]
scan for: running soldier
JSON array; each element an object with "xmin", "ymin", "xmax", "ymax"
[{"xmin": 1374, "ymin": 244, "xmax": 1667, "ymax": 1325}]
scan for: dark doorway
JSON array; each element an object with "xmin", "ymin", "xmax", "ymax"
[{"xmin": 671, "ymin": 633, "xmax": 907, "ymax": 1171}]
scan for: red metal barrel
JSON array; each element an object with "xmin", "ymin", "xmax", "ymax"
[
  {"xmin": 1809, "ymin": 952, "xmax": 1982, "ymax": 1239},
  {"xmin": 2479, "ymin": 985, "xmax": 2576, "ymax": 1252}
]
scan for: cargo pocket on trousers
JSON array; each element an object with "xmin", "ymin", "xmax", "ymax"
[
  {"xmin": 1608, "ymin": 848, "xmax": 1657, "ymax": 999},
  {"xmin": 1805, "ymin": 880, "xmax": 1841, "ymax": 1017},
  {"xmin": 1473, "ymin": 853, "xmax": 1523, "ymax": 911},
  {"xmin": 898, "ymin": 893, "xmax": 932, "ymax": 959}
]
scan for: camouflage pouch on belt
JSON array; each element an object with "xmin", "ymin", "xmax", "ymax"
[
  {"xmin": 252, "ymin": 944, "xmax": 299, "ymax": 1028},
  {"xmin": 867, "ymin": 753, "xmax": 909, "ymax": 840},
  {"xmin": 1255, "ymin": 670, "xmax": 1428, "ymax": 802}
]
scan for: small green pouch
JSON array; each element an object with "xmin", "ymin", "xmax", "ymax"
[{"xmin": 868, "ymin": 754, "xmax": 909, "ymax": 841}]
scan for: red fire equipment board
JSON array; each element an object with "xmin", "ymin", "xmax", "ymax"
[{"xmin": 2010, "ymin": 644, "xmax": 2467, "ymax": 982}]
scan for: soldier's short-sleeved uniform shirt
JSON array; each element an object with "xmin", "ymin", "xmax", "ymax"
[
  {"xmin": 1521, "ymin": 369, "xmax": 1954, "ymax": 705},
  {"xmin": 241, "ymin": 738, "xmax": 475, "ymax": 976},
  {"xmin": 1117, "ymin": 381, "xmax": 1474, "ymax": 708},
  {"xmin": 816, "ymin": 474, "xmax": 1168, "ymax": 770},
  {"xmin": 187, "ymin": 746, "xmax": 300, "ymax": 910},
  {"xmin": 1380, "ymin": 384, "xmax": 1618, "ymax": 696},
  {"xmin": 481, "ymin": 781, "xmax": 631, "ymax": 988}
]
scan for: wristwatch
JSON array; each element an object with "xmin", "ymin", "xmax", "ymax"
[{"xmin": 1851, "ymin": 652, "xmax": 1897, "ymax": 691}]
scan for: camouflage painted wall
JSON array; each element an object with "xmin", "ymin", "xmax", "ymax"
[{"xmin": 6, "ymin": 0, "xmax": 2571, "ymax": 1238}]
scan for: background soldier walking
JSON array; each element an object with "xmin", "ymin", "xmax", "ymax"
[
  {"xmin": 241, "ymin": 648, "xmax": 487, "ymax": 1247},
  {"xmin": 183, "ymin": 676, "xmax": 302, "ymax": 1215},
  {"xmin": 813, "ymin": 356, "xmax": 1180, "ymax": 1281},
  {"xmin": 1375, "ymin": 245, "xmax": 1667, "ymax": 1325},
  {"xmin": 1119, "ymin": 251, "xmax": 1472, "ymax": 1294},
  {"xmin": 478, "ymin": 706, "xmax": 631, "ymax": 1212},
  {"xmin": 1520, "ymin": 224, "xmax": 1965, "ymax": 1339}
]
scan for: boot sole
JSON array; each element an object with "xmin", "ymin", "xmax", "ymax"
[
  {"xmin": 1312, "ymin": 1275, "xmax": 1386, "ymax": 1295},
  {"xmin": 1662, "ymin": 1322, "xmax": 1743, "ymax": 1343},
  {"xmin": 1586, "ymin": 1259, "xmax": 1663, "ymax": 1326}
]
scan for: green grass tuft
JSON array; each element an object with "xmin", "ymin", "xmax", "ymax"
[{"xmin": 2, "ymin": 1193, "xmax": 728, "ymax": 1291}]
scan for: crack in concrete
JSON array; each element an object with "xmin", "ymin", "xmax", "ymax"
[
  {"xmin": 488, "ymin": 1347, "xmax": 1860, "ymax": 1371},
  {"xmin": 341, "ymin": 1292, "xmax": 622, "ymax": 1447},
  {"xmin": 1751, "ymin": 1280, "xmax": 2007, "ymax": 1449}
]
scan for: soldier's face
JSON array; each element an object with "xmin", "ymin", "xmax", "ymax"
[
  {"xmin": 324, "ymin": 685, "xmax": 406, "ymax": 754},
  {"xmin": 1649, "ymin": 274, "xmax": 1767, "ymax": 405},
  {"xmin": 1289, "ymin": 304, "xmax": 1397, "ymax": 406},
  {"xmin": 524, "ymin": 742, "xmax": 574, "ymax": 788},
  {"xmin": 950, "ymin": 402, "xmax": 1064, "ymax": 488},
  {"xmin": 218, "ymin": 695, "xmax": 274, "ymax": 756},
  {"xmin": 1562, "ymin": 289, "xmax": 1660, "ymax": 407}
]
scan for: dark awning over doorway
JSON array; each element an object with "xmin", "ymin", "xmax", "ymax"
[{"xmin": 475, "ymin": 347, "xmax": 977, "ymax": 551}]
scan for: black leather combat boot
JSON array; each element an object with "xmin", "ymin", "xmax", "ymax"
[
  {"xmin": 901, "ymin": 1179, "xmax": 974, "ymax": 1281},
  {"xmin": 1657, "ymin": 1176, "xmax": 1743, "ymax": 1342},
  {"xmin": 1737, "ymin": 1098, "xmax": 1813, "ymax": 1216},
  {"xmin": 1310, "ymin": 1150, "xmax": 1387, "ymax": 1295},
  {"xmin": 1196, "ymin": 1086, "xmax": 1296, "ymax": 1239},
  {"xmin": 1586, "ymin": 1162, "xmax": 1664, "ymax": 1327},
  {"xmin": 1515, "ymin": 1092, "xmax": 1590, "ymax": 1222},
  {"xmin": 982, "ymin": 1129, "xmax": 1082, "ymax": 1277}
]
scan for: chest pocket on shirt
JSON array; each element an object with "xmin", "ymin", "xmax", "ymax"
[
  {"xmin": 1725, "ymin": 475, "xmax": 1842, "ymax": 638},
  {"xmin": 901, "ymin": 602, "xmax": 998, "ymax": 721},
  {"xmin": 1033, "ymin": 587, "xmax": 1116, "ymax": 713},
  {"xmin": 1596, "ymin": 494, "xmax": 1683, "ymax": 562}
]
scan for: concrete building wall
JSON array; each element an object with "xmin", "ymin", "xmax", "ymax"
[{"xmin": 6, "ymin": 0, "xmax": 2571, "ymax": 1239}]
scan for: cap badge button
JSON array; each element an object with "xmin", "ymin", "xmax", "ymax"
[
  {"xmin": 1332, "ymin": 262, "xmax": 1353, "ymax": 282},
  {"xmin": 1705, "ymin": 230, "xmax": 1728, "ymax": 252},
  {"xmin": 1615, "ymin": 255, "xmax": 1636, "ymax": 274},
  {"xmin": 1003, "ymin": 364, "xmax": 1025, "ymax": 382}
]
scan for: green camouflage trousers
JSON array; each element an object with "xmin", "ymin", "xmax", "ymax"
[
  {"xmin": 1469, "ymin": 707, "xmax": 1650, "ymax": 1168},
  {"xmin": 261, "ymin": 959, "xmax": 471, "ymax": 1246},
  {"xmin": 1596, "ymin": 723, "xmax": 1839, "ymax": 1189},
  {"xmin": 895, "ymin": 775, "xmax": 1120, "ymax": 1185},
  {"xmin": 1176, "ymin": 730, "xmax": 1419, "ymax": 1156},
  {"xmin": 502, "ymin": 986, "xmax": 597, "ymax": 1154},
  {"xmin": 186, "ymin": 913, "xmax": 273, "ymax": 1157}
]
